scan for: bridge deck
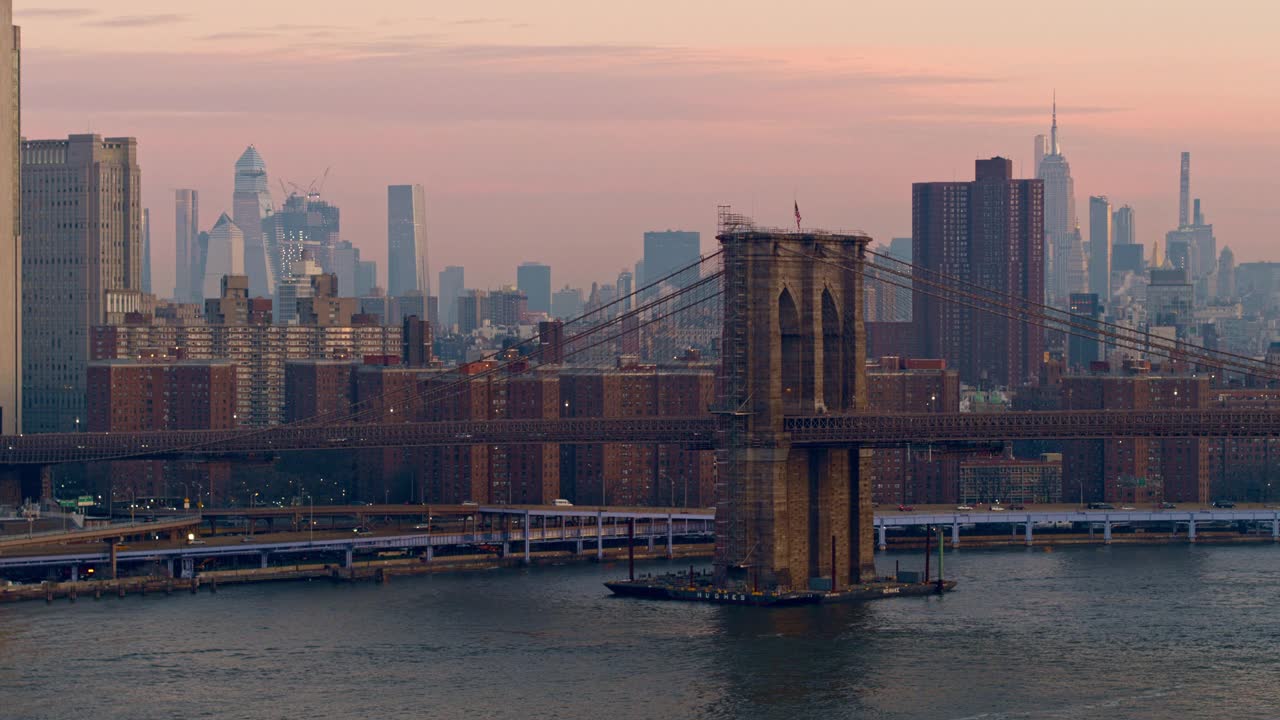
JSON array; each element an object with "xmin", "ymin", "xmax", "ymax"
[{"xmin": 4, "ymin": 409, "xmax": 1280, "ymax": 465}]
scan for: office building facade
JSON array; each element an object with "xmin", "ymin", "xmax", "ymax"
[
  {"xmin": 642, "ymin": 230, "xmax": 700, "ymax": 291},
  {"xmin": 438, "ymin": 265, "xmax": 464, "ymax": 329},
  {"xmin": 22, "ymin": 134, "xmax": 142, "ymax": 432},
  {"xmin": 387, "ymin": 184, "xmax": 428, "ymax": 298},
  {"xmin": 232, "ymin": 145, "xmax": 274, "ymax": 297},
  {"xmin": 517, "ymin": 262, "xmax": 551, "ymax": 315},
  {"xmin": 202, "ymin": 213, "xmax": 244, "ymax": 301},
  {"xmin": 1037, "ymin": 102, "xmax": 1080, "ymax": 305},
  {"xmin": 0, "ymin": 9, "xmax": 18, "ymax": 435}
]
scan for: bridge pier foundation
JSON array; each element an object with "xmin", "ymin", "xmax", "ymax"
[
  {"xmin": 877, "ymin": 525, "xmax": 886, "ymax": 551},
  {"xmin": 596, "ymin": 513, "xmax": 604, "ymax": 560},
  {"xmin": 70, "ymin": 563, "xmax": 78, "ymax": 582},
  {"xmin": 667, "ymin": 515, "xmax": 674, "ymax": 558},
  {"xmin": 1103, "ymin": 520, "xmax": 1112, "ymax": 544},
  {"xmin": 344, "ymin": 548, "xmax": 353, "ymax": 568},
  {"xmin": 166, "ymin": 558, "xmax": 174, "ymax": 578},
  {"xmin": 1024, "ymin": 522, "xmax": 1033, "ymax": 546},
  {"xmin": 575, "ymin": 538, "xmax": 583, "ymax": 555},
  {"xmin": 523, "ymin": 511, "xmax": 531, "ymax": 564},
  {"xmin": 260, "ymin": 551, "xmax": 269, "ymax": 569},
  {"xmin": 425, "ymin": 545, "xmax": 433, "ymax": 562},
  {"xmin": 1188, "ymin": 519, "xmax": 1197, "ymax": 543},
  {"xmin": 952, "ymin": 522, "xmax": 960, "ymax": 548},
  {"xmin": 1272, "ymin": 518, "xmax": 1279, "ymax": 541}
]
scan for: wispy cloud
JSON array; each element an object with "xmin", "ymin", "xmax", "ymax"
[
  {"xmin": 200, "ymin": 30, "xmax": 278, "ymax": 42},
  {"xmin": 15, "ymin": 7, "xmax": 96, "ymax": 19},
  {"xmin": 87, "ymin": 14, "xmax": 188, "ymax": 29}
]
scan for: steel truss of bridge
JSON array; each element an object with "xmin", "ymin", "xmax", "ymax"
[{"xmin": 5, "ymin": 408, "xmax": 1280, "ymax": 465}]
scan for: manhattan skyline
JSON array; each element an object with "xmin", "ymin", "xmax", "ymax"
[{"xmin": 15, "ymin": 1, "xmax": 1280, "ymax": 296}]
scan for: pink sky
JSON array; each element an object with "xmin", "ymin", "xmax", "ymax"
[{"xmin": 17, "ymin": 1, "xmax": 1280, "ymax": 296}]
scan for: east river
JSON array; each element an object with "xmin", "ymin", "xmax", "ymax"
[{"xmin": 2, "ymin": 544, "xmax": 1279, "ymax": 719}]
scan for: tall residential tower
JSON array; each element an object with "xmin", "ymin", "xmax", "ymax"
[
  {"xmin": 175, "ymin": 189, "xmax": 199, "ymax": 303},
  {"xmin": 1088, "ymin": 196, "xmax": 1112, "ymax": 301},
  {"xmin": 913, "ymin": 157, "xmax": 1044, "ymax": 388}
]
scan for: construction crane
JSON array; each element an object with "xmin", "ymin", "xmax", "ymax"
[
  {"xmin": 311, "ymin": 167, "xmax": 331, "ymax": 198},
  {"xmin": 278, "ymin": 167, "xmax": 333, "ymax": 201}
]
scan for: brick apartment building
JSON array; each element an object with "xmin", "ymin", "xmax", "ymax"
[
  {"xmin": 1061, "ymin": 367, "xmax": 1210, "ymax": 504},
  {"xmin": 86, "ymin": 359, "xmax": 237, "ymax": 503},
  {"xmin": 866, "ymin": 357, "xmax": 963, "ymax": 505}
]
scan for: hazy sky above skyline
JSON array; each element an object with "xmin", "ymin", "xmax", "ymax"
[{"xmin": 17, "ymin": 1, "xmax": 1280, "ymax": 297}]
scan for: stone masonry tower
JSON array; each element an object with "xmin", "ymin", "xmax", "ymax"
[{"xmin": 714, "ymin": 211, "xmax": 875, "ymax": 592}]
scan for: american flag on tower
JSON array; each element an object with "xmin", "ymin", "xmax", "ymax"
[{"xmin": 794, "ymin": 200, "xmax": 802, "ymax": 231}]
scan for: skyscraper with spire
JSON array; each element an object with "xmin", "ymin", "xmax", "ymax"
[
  {"xmin": 233, "ymin": 145, "xmax": 274, "ymax": 297},
  {"xmin": 1037, "ymin": 97, "xmax": 1082, "ymax": 306}
]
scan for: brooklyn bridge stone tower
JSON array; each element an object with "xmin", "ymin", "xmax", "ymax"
[{"xmin": 714, "ymin": 210, "xmax": 875, "ymax": 592}]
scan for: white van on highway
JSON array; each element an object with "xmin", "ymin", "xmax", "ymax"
[{"xmin": 552, "ymin": 499, "xmax": 573, "ymax": 507}]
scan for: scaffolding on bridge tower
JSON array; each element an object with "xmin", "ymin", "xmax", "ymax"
[{"xmin": 713, "ymin": 206, "xmax": 755, "ymax": 584}]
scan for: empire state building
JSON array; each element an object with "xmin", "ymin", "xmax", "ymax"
[{"xmin": 1037, "ymin": 100, "xmax": 1085, "ymax": 306}]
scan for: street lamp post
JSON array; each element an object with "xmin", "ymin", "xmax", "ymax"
[{"xmin": 302, "ymin": 491, "xmax": 314, "ymax": 544}]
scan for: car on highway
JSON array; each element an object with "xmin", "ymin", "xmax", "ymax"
[
  {"xmin": 412, "ymin": 523, "xmax": 431, "ymax": 530},
  {"xmin": 1087, "ymin": 502, "xmax": 1115, "ymax": 510},
  {"xmin": 1211, "ymin": 500, "xmax": 1236, "ymax": 508},
  {"xmin": 1158, "ymin": 502, "xmax": 1177, "ymax": 509},
  {"xmin": 1009, "ymin": 503, "xmax": 1026, "ymax": 511},
  {"xmin": 897, "ymin": 504, "xmax": 915, "ymax": 512},
  {"xmin": 1120, "ymin": 505, "xmax": 1136, "ymax": 511},
  {"xmin": 352, "ymin": 526, "xmax": 373, "ymax": 535},
  {"xmin": 956, "ymin": 504, "xmax": 974, "ymax": 511},
  {"xmin": 990, "ymin": 505, "xmax": 1007, "ymax": 512}
]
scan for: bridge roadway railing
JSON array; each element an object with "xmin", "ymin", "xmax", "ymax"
[
  {"xmin": 0, "ymin": 417, "xmax": 718, "ymax": 465},
  {"xmin": 786, "ymin": 409, "xmax": 1280, "ymax": 443}
]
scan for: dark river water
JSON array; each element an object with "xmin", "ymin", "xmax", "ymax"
[{"xmin": 3, "ymin": 544, "xmax": 1279, "ymax": 720}]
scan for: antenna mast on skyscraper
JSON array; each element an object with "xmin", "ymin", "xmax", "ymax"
[{"xmin": 1051, "ymin": 90, "xmax": 1059, "ymax": 155}]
